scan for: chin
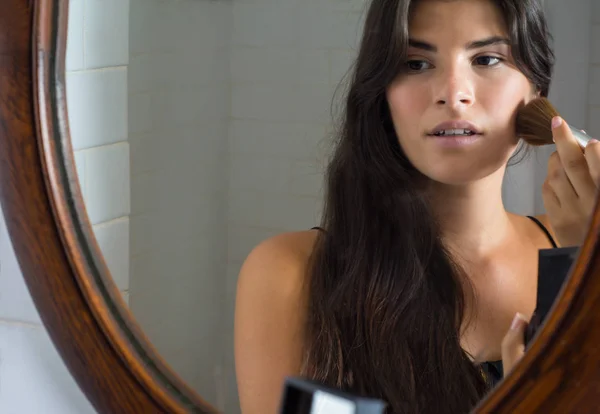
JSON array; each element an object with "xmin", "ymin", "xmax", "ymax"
[{"xmin": 417, "ymin": 162, "xmax": 502, "ymax": 187}]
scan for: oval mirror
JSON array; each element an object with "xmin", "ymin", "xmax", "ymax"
[{"xmin": 1, "ymin": 0, "xmax": 600, "ymax": 413}]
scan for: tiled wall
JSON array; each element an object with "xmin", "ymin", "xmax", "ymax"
[
  {"xmin": 223, "ymin": 0, "xmax": 596, "ymax": 411},
  {"xmin": 504, "ymin": 0, "xmax": 592, "ymax": 215},
  {"xmin": 223, "ymin": 1, "xmax": 366, "ymax": 412},
  {"xmin": 68, "ymin": 0, "xmax": 131, "ymax": 302},
  {"xmin": 128, "ymin": 0, "xmax": 232, "ymax": 407},
  {"xmin": 0, "ymin": 0, "xmax": 131, "ymax": 412}
]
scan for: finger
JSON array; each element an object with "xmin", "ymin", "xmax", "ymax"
[
  {"xmin": 542, "ymin": 179, "xmax": 561, "ymax": 209},
  {"xmin": 501, "ymin": 313, "xmax": 528, "ymax": 375},
  {"xmin": 546, "ymin": 151, "xmax": 578, "ymax": 208},
  {"xmin": 584, "ymin": 139, "xmax": 600, "ymax": 187},
  {"xmin": 552, "ymin": 117, "xmax": 596, "ymax": 197}
]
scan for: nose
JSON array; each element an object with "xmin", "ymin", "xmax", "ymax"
[{"xmin": 434, "ymin": 67, "xmax": 475, "ymax": 110}]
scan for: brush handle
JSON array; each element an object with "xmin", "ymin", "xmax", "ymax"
[{"xmin": 570, "ymin": 126, "xmax": 593, "ymax": 148}]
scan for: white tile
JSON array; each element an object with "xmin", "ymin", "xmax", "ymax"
[
  {"xmin": 84, "ymin": 0, "xmax": 130, "ymax": 69},
  {"xmin": 171, "ymin": 2, "xmax": 232, "ymax": 53},
  {"xmin": 66, "ymin": 68, "xmax": 128, "ymax": 150},
  {"xmin": 129, "ymin": 133, "xmax": 159, "ymax": 176},
  {"xmin": 0, "ymin": 210, "xmax": 42, "ymax": 324},
  {"xmin": 130, "ymin": 171, "xmax": 158, "ymax": 217},
  {"xmin": 297, "ymin": 10, "xmax": 364, "ymax": 50},
  {"xmin": 228, "ymin": 154, "xmax": 291, "ymax": 193},
  {"xmin": 129, "ymin": 0, "xmax": 176, "ymax": 55},
  {"xmin": 231, "ymin": 48, "xmax": 329, "ymax": 84},
  {"xmin": 228, "ymin": 189, "xmax": 265, "ymax": 226},
  {"xmin": 228, "ymin": 120, "xmax": 327, "ymax": 160},
  {"xmin": 168, "ymin": 49, "xmax": 230, "ymax": 88},
  {"xmin": 590, "ymin": 66, "xmax": 600, "ymax": 107},
  {"xmin": 232, "ymin": 4, "xmax": 363, "ymax": 49},
  {"xmin": 66, "ymin": 0, "xmax": 84, "ymax": 71},
  {"xmin": 227, "ymin": 225, "xmax": 280, "ymax": 264},
  {"xmin": 259, "ymin": 194, "xmax": 322, "ymax": 231},
  {"xmin": 129, "ymin": 213, "xmax": 158, "ymax": 257},
  {"xmin": 92, "ymin": 218, "xmax": 130, "ymax": 291},
  {"xmin": 156, "ymin": 155, "xmax": 224, "ymax": 198},
  {"xmin": 289, "ymin": 160, "xmax": 324, "ymax": 197},
  {"xmin": 128, "ymin": 54, "xmax": 156, "ymax": 94},
  {"xmin": 593, "ymin": 1, "xmax": 600, "ymax": 23},
  {"xmin": 83, "ymin": 143, "xmax": 131, "ymax": 224},
  {"xmin": 73, "ymin": 150, "xmax": 87, "ymax": 200},
  {"xmin": 129, "ymin": 92, "xmax": 152, "ymax": 135},
  {"xmin": 329, "ymin": 49, "xmax": 357, "ymax": 85},
  {"xmin": 231, "ymin": 83, "xmax": 331, "ymax": 123},
  {"xmin": 0, "ymin": 323, "xmax": 95, "ymax": 414},
  {"xmin": 592, "ymin": 25, "xmax": 600, "ymax": 65},
  {"xmin": 152, "ymin": 84, "xmax": 229, "ymax": 128},
  {"xmin": 232, "ymin": 5, "xmax": 297, "ymax": 47}
]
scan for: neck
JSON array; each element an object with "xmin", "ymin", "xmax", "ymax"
[{"xmin": 427, "ymin": 170, "xmax": 513, "ymax": 259}]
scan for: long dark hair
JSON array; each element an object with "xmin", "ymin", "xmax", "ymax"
[{"xmin": 301, "ymin": 0, "xmax": 554, "ymax": 413}]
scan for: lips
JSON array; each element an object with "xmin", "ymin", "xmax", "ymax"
[{"xmin": 428, "ymin": 120, "xmax": 482, "ymax": 136}]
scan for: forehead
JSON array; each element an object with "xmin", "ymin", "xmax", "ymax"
[{"xmin": 408, "ymin": 0, "xmax": 508, "ymax": 42}]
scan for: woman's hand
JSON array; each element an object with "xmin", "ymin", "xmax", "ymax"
[
  {"xmin": 542, "ymin": 116, "xmax": 600, "ymax": 247},
  {"xmin": 501, "ymin": 313, "xmax": 529, "ymax": 375}
]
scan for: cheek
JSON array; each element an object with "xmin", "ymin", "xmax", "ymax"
[
  {"xmin": 387, "ymin": 83, "xmax": 429, "ymax": 135},
  {"xmin": 481, "ymin": 76, "xmax": 533, "ymax": 125}
]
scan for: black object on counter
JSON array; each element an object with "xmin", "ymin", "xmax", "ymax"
[
  {"xmin": 524, "ymin": 246, "xmax": 579, "ymax": 347},
  {"xmin": 279, "ymin": 377, "xmax": 387, "ymax": 414}
]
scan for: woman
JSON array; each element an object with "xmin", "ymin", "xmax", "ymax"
[{"xmin": 234, "ymin": 0, "xmax": 600, "ymax": 413}]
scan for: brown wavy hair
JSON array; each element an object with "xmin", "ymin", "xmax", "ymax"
[{"xmin": 301, "ymin": 0, "xmax": 554, "ymax": 412}]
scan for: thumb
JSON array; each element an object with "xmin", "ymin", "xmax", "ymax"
[{"xmin": 501, "ymin": 313, "xmax": 528, "ymax": 376}]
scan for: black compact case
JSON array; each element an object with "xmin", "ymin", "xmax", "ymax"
[
  {"xmin": 524, "ymin": 246, "xmax": 579, "ymax": 347},
  {"xmin": 279, "ymin": 377, "xmax": 387, "ymax": 414}
]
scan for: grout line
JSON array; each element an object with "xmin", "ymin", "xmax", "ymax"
[
  {"xmin": 67, "ymin": 65, "xmax": 128, "ymax": 75},
  {"xmin": 73, "ymin": 140, "xmax": 129, "ymax": 154},
  {"xmin": 92, "ymin": 216, "xmax": 129, "ymax": 229},
  {"xmin": 0, "ymin": 319, "xmax": 43, "ymax": 329}
]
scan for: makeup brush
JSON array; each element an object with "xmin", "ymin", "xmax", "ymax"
[{"xmin": 516, "ymin": 97, "xmax": 593, "ymax": 148}]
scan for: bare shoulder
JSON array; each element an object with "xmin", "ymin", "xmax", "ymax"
[
  {"xmin": 237, "ymin": 230, "xmax": 319, "ymax": 298},
  {"xmin": 234, "ymin": 230, "xmax": 320, "ymax": 414},
  {"xmin": 530, "ymin": 214, "xmax": 560, "ymax": 247},
  {"xmin": 532, "ymin": 214, "xmax": 558, "ymax": 239}
]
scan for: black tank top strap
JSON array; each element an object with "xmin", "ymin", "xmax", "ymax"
[{"xmin": 526, "ymin": 216, "xmax": 557, "ymax": 248}]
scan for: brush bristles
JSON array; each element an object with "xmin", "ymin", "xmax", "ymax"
[{"xmin": 515, "ymin": 97, "xmax": 560, "ymax": 146}]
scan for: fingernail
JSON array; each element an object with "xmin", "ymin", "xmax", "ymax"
[
  {"xmin": 510, "ymin": 313, "xmax": 526, "ymax": 330},
  {"xmin": 552, "ymin": 116, "xmax": 563, "ymax": 129},
  {"xmin": 589, "ymin": 138, "xmax": 599, "ymax": 145}
]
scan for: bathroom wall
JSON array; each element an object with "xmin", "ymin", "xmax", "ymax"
[
  {"xmin": 223, "ymin": 1, "xmax": 366, "ymax": 412},
  {"xmin": 223, "ymin": 0, "xmax": 595, "ymax": 412},
  {"xmin": 503, "ymin": 0, "xmax": 593, "ymax": 215},
  {"xmin": 68, "ymin": 0, "xmax": 132, "ymax": 303},
  {"xmin": 127, "ymin": 0, "xmax": 232, "ymax": 406},
  {"xmin": 0, "ymin": 0, "xmax": 130, "ymax": 411}
]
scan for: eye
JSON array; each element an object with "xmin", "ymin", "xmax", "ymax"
[
  {"xmin": 474, "ymin": 56, "xmax": 502, "ymax": 66},
  {"xmin": 405, "ymin": 60, "xmax": 433, "ymax": 72}
]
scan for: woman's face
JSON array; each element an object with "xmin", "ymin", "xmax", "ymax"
[{"xmin": 386, "ymin": 0, "xmax": 537, "ymax": 185}]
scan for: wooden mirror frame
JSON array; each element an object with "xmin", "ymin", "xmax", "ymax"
[{"xmin": 1, "ymin": 1, "xmax": 599, "ymax": 413}]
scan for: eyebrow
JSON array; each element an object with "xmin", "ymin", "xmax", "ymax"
[{"xmin": 408, "ymin": 36, "xmax": 510, "ymax": 52}]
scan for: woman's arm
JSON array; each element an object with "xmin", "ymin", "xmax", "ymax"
[{"xmin": 234, "ymin": 233, "xmax": 311, "ymax": 414}]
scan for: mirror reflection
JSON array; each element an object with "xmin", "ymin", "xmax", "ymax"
[{"xmin": 64, "ymin": 0, "xmax": 599, "ymax": 412}]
